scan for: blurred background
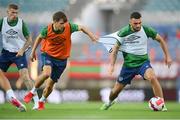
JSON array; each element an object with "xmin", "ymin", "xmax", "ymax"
[{"xmin": 0, "ymin": 0, "xmax": 179, "ymax": 104}]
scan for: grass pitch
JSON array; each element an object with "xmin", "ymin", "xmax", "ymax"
[{"xmin": 0, "ymin": 102, "xmax": 179, "ymax": 119}]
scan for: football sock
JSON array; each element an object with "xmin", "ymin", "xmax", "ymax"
[
  {"xmin": 31, "ymin": 87, "xmax": 38, "ymax": 94},
  {"xmin": 107, "ymin": 100, "xmax": 113, "ymax": 105},
  {"xmin": 40, "ymin": 95, "xmax": 46, "ymax": 102},
  {"xmin": 6, "ymin": 89, "xmax": 16, "ymax": 101},
  {"xmin": 32, "ymin": 92, "xmax": 39, "ymax": 105}
]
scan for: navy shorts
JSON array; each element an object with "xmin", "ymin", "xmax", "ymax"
[
  {"xmin": 41, "ymin": 53, "xmax": 67, "ymax": 82},
  {"xmin": 117, "ymin": 60, "xmax": 152, "ymax": 85},
  {"xmin": 0, "ymin": 49, "xmax": 27, "ymax": 72}
]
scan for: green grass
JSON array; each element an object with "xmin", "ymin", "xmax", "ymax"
[{"xmin": 0, "ymin": 102, "xmax": 179, "ymax": 119}]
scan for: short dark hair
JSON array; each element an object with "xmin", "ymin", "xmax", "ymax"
[
  {"xmin": 8, "ymin": 3, "xmax": 19, "ymax": 10},
  {"xmin": 53, "ymin": 11, "xmax": 67, "ymax": 22},
  {"xmin": 130, "ymin": 12, "xmax": 141, "ymax": 19}
]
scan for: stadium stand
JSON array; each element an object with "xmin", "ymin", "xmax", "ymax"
[
  {"xmin": 143, "ymin": 0, "xmax": 180, "ymax": 12},
  {"xmin": 0, "ymin": 0, "xmax": 69, "ymax": 12},
  {"xmin": 140, "ymin": 0, "xmax": 180, "ymax": 60}
]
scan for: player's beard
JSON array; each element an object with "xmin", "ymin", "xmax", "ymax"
[
  {"xmin": 133, "ymin": 27, "xmax": 141, "ymax": 32},
  {"xmin": 8, "ymin": 16, "xmax": 17, "ymax": 21}
]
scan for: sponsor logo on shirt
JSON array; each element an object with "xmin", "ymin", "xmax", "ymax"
[
  {"xmin": 50, "ymin": 36, "xmax": 66, "ymax": 45},
  {"xmin": 6, "ymin": 29, "xmax": 18, "ymax": 39},
  {"xmin": 6, "ymin": 29, "xmax": 18, "ymax": 35},
  {"xmin": 124, "ymin": 35, "xmax": 140, "ymax": 44}
]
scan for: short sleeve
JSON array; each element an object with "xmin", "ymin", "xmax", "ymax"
[
  {"xmin": 117, "ymin": 25, "xmax": 132, "ymax": 44},
  {"xmin": 22, "ymin": 21, "xmax": 30, "ymax": 37},
  {"xmin": 40, "ymin": 26, "xmax": 48, "ymax": 38},
  {"xmin": 69, "ymin": 22, "xmax": 79, "ymax": 33},
  {"xmin": 143, "ymin": 25, "xmax": 157, "ymax": 39}
]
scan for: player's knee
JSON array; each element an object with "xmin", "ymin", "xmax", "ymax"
[
  {"xmin": 0, "ymin": 69, "xmax": 3, "ymax": 72},
  {"xmin": 20, "ymin": 74, "xmax": 28, "ymax": 81},
  {"xmin": 147, "ymin": 75, "xmax": 157, "ymax": 83}
]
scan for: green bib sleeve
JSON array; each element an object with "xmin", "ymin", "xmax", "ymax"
[
  {"xmin": 22, "ymin": 21, "xmax": 30, "ymax": 37},
  {"xmin": 143, "ymin": 25, "xmax": 157, "ymax": 39},
  {"xmin": 69, "ymin": 22, "xmax": 79, "ymax": 33},
  {"xmin": 117, "ymin": 25, "xmax": 133, "ymax": 45},
  {"xmin": 40, "ymin": 26, "xmax": 48, "ymax": 38}
]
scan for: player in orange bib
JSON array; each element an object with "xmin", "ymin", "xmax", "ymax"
[
  {"xmin": 41, "ymin": 22, "xmax": 72, "ymax": 59},
  {"xmin": 23, "ymin": 11, "xmax": 98, "ymax": 110}
]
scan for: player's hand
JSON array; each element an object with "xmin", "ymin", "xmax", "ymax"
[
  {"xmin": 30, "ymin": 52, "xmax": 37, "ymax": 62},
  {"xmin": 108, "ymin": 65, "xmax": 115, "ymax": 75},
  {"xmin": 91, "ymin": 35, "xmax": 99, "ymax": 43},
  {"xmin": 165, "ymin": 56, "xmax": 172, "ymax": 68},
  {"xmin": 16, "ymin": 49, "xmax": 24, "ymax": 57}
]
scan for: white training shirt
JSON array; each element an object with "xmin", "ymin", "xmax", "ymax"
[
  {"xmin": 98, "ymin": 27, "xmax": 148, "ymax": 55},
  {"xmin": 1, "ymin": 17, "xmax": 26, "ymax": 52},
  {"xmin": 118, "ymin": 26, "xmax": 148, "ymax": 55}
]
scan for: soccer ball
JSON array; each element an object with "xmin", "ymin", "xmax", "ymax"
[{"xmin": 148, "ymin": 96, "xmax": 164, "ymax": 111}]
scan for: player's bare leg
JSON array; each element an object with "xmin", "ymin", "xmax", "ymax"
[
  {"xmin": 24, "ymin": 66, "xmax": 51, "ymax": 104},
  {"xmin": 19, "ymin": 68, "xmax": 33, "ymax": 89},
  {"xmin": 0, "ymin": 69, "xmax": 26, "ymax": 112},
  {"xmin": 100, "ymin": 82, "xmax": 126, "ymax": 110},
  {"xmin": 109, "ymin": 82, "xmax": 126, "ymax": 101},
  {"xmin": 144, "ymin": 68, "xmax": 163, "ymax": 98},
  {"xmin": 16, "ymin": 78, "xmax": 24, "ymax": 89},
  {"xmin": 19, "ymin": 68, "xmax": 39, "ymax": 109},
  {"xmin": 43, "ymin": 78, "xmax": 55, "ymax": 98},
  {"xmin": 38, "ymin": 78, "xmax": 55, "ymax": 110},
  {"xmin": 144, "ymin": 68, "xmax": 167, "ymax": 111},
  {"xmin": 35, "ymin": 66, "xmax": 52, "ymax": 88},
  {"xmin": 0, "ymin": 70, "xmax": 11, "ymax": 91}
]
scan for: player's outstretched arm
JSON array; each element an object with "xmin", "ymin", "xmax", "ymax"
[
  {"xmin": 109, "ymin": 43, "xmax": 120, "ymax": 75},
  {"xmin": 155, "ymin": 34, "xmax": 172, "ymax": 68},
  {"xmin": 78, "ymin": 25, "xmax": 98, "ymax": 43},
  {"xmin": 30, "ymin": 34, "xmax": 43, "ymax": 62},
  {"xmin": 16, "ymin": 35, "xmax": 32, "ymax": 57}
]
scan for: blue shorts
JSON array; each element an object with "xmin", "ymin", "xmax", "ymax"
[
  {"xmin": 41, "ymin": 53, "xmax": 67, "ymax": 82},
  {"xmin": 117, "ymin": 60, "xmax": 152, "ymax": 85},
  {"xmin": 0, "ymin": 49, "xmax": 27, "ymax": 72}
]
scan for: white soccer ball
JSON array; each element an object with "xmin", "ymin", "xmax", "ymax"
[{"xmin": 148, "ymin": 96, "xmax": 164, "ymax": 111}]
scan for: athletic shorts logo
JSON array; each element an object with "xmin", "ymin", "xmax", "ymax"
[
  {"xmin": 46, "ymin": 60, "xmax": 51, "ymax": 64},
  {"xmin": 118, "ymin": 77, "xmax": 123, "ymax": 81}
]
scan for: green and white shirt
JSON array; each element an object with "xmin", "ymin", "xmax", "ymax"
[
  {"xmin": 0, "ymin": 17, "xmax": 30, "ymax": 52},
  {"xmin": 117, "ymin": 24, "xmax": 157, "ymax": 68}
]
